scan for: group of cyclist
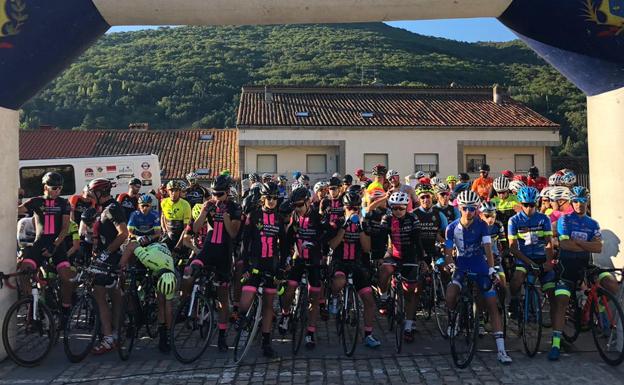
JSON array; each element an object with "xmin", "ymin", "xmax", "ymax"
[{"xmin": 15, "ymin": 160, "xmax": 612, "ymax": 365}]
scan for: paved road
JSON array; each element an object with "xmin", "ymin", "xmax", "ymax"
[{"xmin": 0, "ymin": 311, "xmax": 623, "ymax": 385}]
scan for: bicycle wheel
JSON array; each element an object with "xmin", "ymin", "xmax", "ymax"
[
  {"xmin": 450, "ymin": 292, "xmax": 478, "ymax": 368},
  {"xmin": 339, "ymin": 286, "xmax": 360, "ymax": 357},
  {"xmin": 563, "ymin": 294, "xmax": 581, "ymax": 343},
  {"xmin": 590, "ymin": 288, "xmax": 624, "ymax": 366},
  {"xmin": 118, "ymin": 294, "xmax": 138, "ymax": 361},
  {"xmin": 143, "ymin": 295, "xmax": 159, "ymax": 339},
  {"xmin": 540, "ymin": 292, "xmax": 552, "ymax": 329},
  {"xmin": 394, "ymin": 286, "xmax": 405, "ymax": 354},
  {"xmin": 291, "ymin": 286, "xmax": 308, "ymax": 355},
  {"xmin": 63, "ymin": 294, "xmax": 100, "ymax": 363},
  {"xmin": 2, "ymin": 297, "xmax": 55, "ymax": 367},
  {"xmin": 420, "ymin": 276, "xmax": 434, "ymax": 321},
  {"xmin": 520, "ymin": 284, "xmax": 542, "ymax": 357},
  {"xmin": 233, "ymin": 296, "xmax": 262, "ymax": 364},
  {"xmin": 432, "ymin": 272, "xmax": 448, "ymax": 338},
  {"xmin": 386, "ymin": 285, "xmax": 396, "ymax": 332},
  {"xmin": 171, "ymin": 294, "xmax": 215, "ymax": 364}
]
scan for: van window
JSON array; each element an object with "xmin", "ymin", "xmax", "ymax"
[{"xmin": 20, "ymin": 165, "xmax": 76, "ymax": 197}]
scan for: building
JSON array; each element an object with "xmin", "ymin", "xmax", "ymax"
[
  {"xmin": 237, "ymin": 85, "xmax": 560, "ymax": 181},
  {"xmin": 19, "ymin": 128, "xmax": 239, "ymax": 181}
]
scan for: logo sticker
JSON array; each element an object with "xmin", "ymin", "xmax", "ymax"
[
  {"xmin": 106, "ymin": 165, "xmax": 116, "ymax": 173},
  {"xmin": 141, "ymin": 170, "xmax": 152, "ymax": 179},
  {"xmin": 141, "ymin": 162, "xmax": 150, "ymax": 170},
  {"xmin": 84, "ymin": 168, "xmax": 94, "ymax": 178}
]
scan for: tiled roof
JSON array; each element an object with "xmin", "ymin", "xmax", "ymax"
[
  {"xmin": 19, "ymin": 129, "xmax": 239, "ymax": 180},
  {"xmin": 237, "ymin": 86, "xmax": 559, "ymax": 129}
]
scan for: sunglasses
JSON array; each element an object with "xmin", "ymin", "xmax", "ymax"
[
  {"xmin": 438, "ymin": 192, "xmax": 449, "ymax": 197},
  {"xmin": 572, "ymin": 199, "xmax": 587, "ymax": 204},
  {"xmin": 140, "ymin": 204, "xmax": 151, "ymax": 208},
  {"xmin": 329, "ymin": 187, "xmax": 339, "ymax": 191},
  {"xmin": 48, "ymin": 186, "xmax": 62, "ymax": 191},
  {"xmin": 391, "ymin": 206, "xmax": 407, "ymax": 212},
  {"xmin": 264, "ymin": 196, "xmax": 278, "ymax": 201},
  {"xmin": 460, "ymin": 206, "xmax": 477, "ymax": 212},
  {"xmin": 293, "ymin": 201, "xmax": 307, "ymax": 208},
  {"xmin": 522, "ymin": 202, "xmax": 536, "ymax": 208},
  {"xmin": 212, "ymin": 191, "xmax": 226, "ymax": 197},
  {"xmin": 483, "ymin": 213, "xmax": 496, "ymax": 218},
  {"xmin": 419, "ymin": 195, "xmax": 431, "ymax": 200},
  {"xmin": 346, "ymin": 206, "xmax": 360, "ymax": 210},
  {"xmin": 168, "ymin": 188, "xmax": 180, "ymax": 192}
]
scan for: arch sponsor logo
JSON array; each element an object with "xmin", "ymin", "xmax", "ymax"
[{"xmin": 0, "ymin": 0, "xmax": 27, "ymax": 48}]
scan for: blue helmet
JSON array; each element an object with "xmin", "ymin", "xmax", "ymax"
[
  {"xmin": 517, "ymin": 186, "xmax": 539, "ymax": 204},
  {"xmin": 570, "ymin": 186, "xmax": 589, "ymax": 203},
  {"xmin": 138, "ymin": 194, "xmax": 152, "ymax": 205}
]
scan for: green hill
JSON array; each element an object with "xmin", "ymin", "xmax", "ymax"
[{"xmin": 20, "ymin": 23, "xmax": 587, "ymax": 156}]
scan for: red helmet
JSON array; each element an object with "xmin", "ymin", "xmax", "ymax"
[
  {"xmin": 355, "ymin": 168, "xmax": 365, "ymax": 177},
  {"xmin": 513, "ymin": 174, "xmax": 528, "ymax": 184},
  {"xmin": 502, "ymin": 170, "xmax": 514, "ymax": 179},
  {"xmin": 88, "ymin": 178, "xmax": 112, "ymax": 193},
  {"xmin": 419, "ymin": 177, "xmax": 431, "ymax": 185}
]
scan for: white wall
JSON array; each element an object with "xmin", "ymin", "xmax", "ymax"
[
  {"xmin": 244, "ymin": 145, "xmax": 339, "ymax": 179},
  {"xmin": 463, "ymin": 145, "xmax": 547, "ymax": 176},
  {"xmin": 239, "ymin": 129, "xmax": 559, "ymax": 178}
]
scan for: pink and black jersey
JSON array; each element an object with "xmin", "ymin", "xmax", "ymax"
[
  {"xmin": 205, "ymin": 200, "xmax": 242, "ymax": 246},
  {"xmin": 332, "ymin": 222, "xmax": 365, "ymax": 263},
  {"xmin": 288, "ymin": 209, "xmax": 325, "ymax": 262},
  {"xmin": 243, "ymin": 208, "xmax": 287, "ymax": 266},
  {"xmin": 381, "ymin": 213, "xmax": 424, "ymax": 263},
  {"xmin": 24, "ymin": 196, "xmax": 71, "ymax": 239},
  {"xmin": 321, "ymin": 198, "xmax": 345, "ymax": 225}
]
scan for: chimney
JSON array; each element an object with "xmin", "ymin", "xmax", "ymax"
[
  {"xmin": 493, "ymin": 84, "xmax": 503, "ymax": 104},
  {"xmin": 128, "ymin": 122, "xmax": 149, "ymax": 130},
  {"xmin": 264, "ymin": 86, "xmax": 273, "ymax": 104}
]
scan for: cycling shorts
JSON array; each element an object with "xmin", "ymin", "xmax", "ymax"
[
  {"xmin": 515, "ymin": 257, "xmax": 556, "ymax": 291},
  {"xmin": 332, "ymin": 261, "xmax": 372, "ymax": 293},
  {"xmin": 554, "ymin": 255, "xmax": 590, "ymax": 297},
  {"xmin": 287, "ymin": 259, "xmax": 321, "ymax": 289},
  {"xmin": 450, "ymin": 270, "xmax": 497, "ymax": 299},
  {"xmin": 21, "ymin": 235, "xmax": 70, "ymax": 272},
  {"xmin": 190, "ymin": 243, "xmax": 232, "ymax": 284},
  {"xmin": 382, "ymin": 257, "xmax": 420, "ymax": 284}
]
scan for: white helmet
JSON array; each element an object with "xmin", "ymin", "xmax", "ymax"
[
  {"xmin": 434, "ymin": 182, "xmax": 450, "ymax": 194},
  {"xmin": 415, "ymin": 171, "xmax": 426, "ymax": 179},
  {"xmin": 186, "ymin": 172, "xmax": 199, "ymax": 181},
  {"xmin": 388, "ymin": 191, "xmax": 410, "ymax": 206},
  {"xmin": 386, "ymin": 169, "xmax": 400, "ymax": 179},
  {"xmin": 430, "ymin": 176, "xmax": 441, "ymax": 185},
  {"xmin": 561, "ymin": 171, "xmax": 577, "ymax": 187},
  {"xmin": 548, "ymin": 173, "xmax": 564, "ymax": 186},
  {"xmin": 540, "ymin": 186, "xmax": 553, "ymax": 198},
  {"xmin": 509, "ymin": 180, "xmax": 526, "ymax": 194},
  {"xmin": 549, "ymin": 186, "xmax": 570, "ymax": 201},
  {"xmin": 456, "ymin": 190, "xmax": 480, "ymax": 207},
  {"xmin": 313, "ymin": 181, "xmax": 328, "ymax": 193},
  {"xmin": 493, "ymin": 176, "xmax": 510, "ymax": 193}
]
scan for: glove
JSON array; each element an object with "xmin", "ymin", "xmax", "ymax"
[
  {"xmin": 302, "ymin": 241, "xmax": 315, "ymax": 249},
  {"xmin": 445, "ymin": 262, "xmax": 456, "ymax": 272},
  {"xmin": 489, "ymin": 267, "xmax": 500, "ymax": 285},
  {"xmin": 138, "ymin": 235, "xmax": 151, "ymax": 247},
  {"xmin": 341, "ymin": 218, "xmax": 352, "ymax": 230}
]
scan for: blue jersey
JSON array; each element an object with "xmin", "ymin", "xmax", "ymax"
[
  {"xmin": 557, "ymin": 213, "xmax": 601, "ymax": 259},
  {"xmin": 508, "ymin": 211, "xmax": 552, "ymax": 260},
  {"xmin": 445, "ymin": 218, "xmax": 491, "ymax": 273},
  {"xmin": 128, "ymin": 210, "xmax": 161, "ymax": 236}
]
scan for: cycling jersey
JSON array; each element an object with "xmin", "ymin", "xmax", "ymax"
[
  {"xmin": 557, "ymin": 212, "xmax": 601, "ymax": 260},
  {"xmin": 68, "ymin": 195, "xmax": 95, "ymax": 224},
  {"xmin": 445, "ymin": 218, "xmax": 490, "ymax": 274},
  {"xmin": 549, "ymin": 205, "xmax": 574, "ymax": 225},
  {"xmin": 277, "ymin": 186, "xmax": 288, "ymax": 205},
  {"xmin": 185, "ymin": 218, "xmax": 208, "ymax": 250},
  {"xmin": 185, "ymin": 184, "xmax": 209, "ymax": 207},
  {"xmin": 160, "ymin": 197, "xmax": 192, "ymax": 236},
  {"xmin": 491, "ymin": 195, "xmax": 518, "ymax": 230},
  {"xmin": 95, "ymin": 198, "xmax": 127, "ymax": 254},
  {"xmin": 243, "ymin": 207, "xmax": 287, "ymax": 267},
  {"xmin": 508, "ymin": 211, "xmax": 552, "ymax": 260},
  {"xmin": 380, "ymin": 213, "xmax": 424, "ymax": 263},
  {"xmin": 435, "ymin": 203, "xmax": 460, "ymax": 223},
  {"xmin": 320, "ymin": 198, "xmax": 345, "ymax": 225},
  {"xmin": 17, "ymin": 217, "xmax": 36, "ymax": 249},
  {"xmin": 204, "ymin": 200, "xmax": 242, "ymax": 246},
  {"xmin": 117, "ymin": 193, "xmax": 139, "ymax": 221},
  {"xmin": 23, "ymin": 196, "xmax": 71, "ymax": 239},
  {"xmin": 134, "ymin": 243, "xmax": 175, "ymax": 274},
  {"xmin": 527, "ymin": 176, "xmax": 548, "ymax": 191},
  {"xmin": 413, "ymin": 207, "xmax": 447, "ymax": 257},
  {"xmin": 486, "ymin": 220, "xmax": 506, "ymax": 257},
  {"xmin": 471, "ymin": 177, "xmax": 493, "ymax": 200},
  {"xmin": 332, "ymin": 220, "xmax": 365, "ymax": 263},
  {"xmin": 363, "ymin": 207, "xmax": 389, "ymax": 259},
  {"xmin": 128, "ymin": 210, "xmax": 161, "ymax": 236},
  {"xmin": 288, "ymin": 208, "xmax": 325, "ymax": 262}
]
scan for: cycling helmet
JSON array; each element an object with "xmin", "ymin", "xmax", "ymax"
[
  {"xmin": 290, "ymin": 186, "xmax": 310, "ymax": 203},
  {"xmin": 229, "ymin": 186, "xmax": 238, "ymax": 199},
  {"xmin": 446, "ymin": 175, "xmax": 458, "ymax": 183},
  {"xmin": 368, "ymin": 188, "xmax": 386, "ymax": 200},
  {"xmin": 220, "ymin": 169, "xmax": 231, "ymax": 177},
  {"xmin": 42, "ymin": 172, "xmax": 63, "ymax": 187},
  {"xmin": 388, "ymin": 191, "xmax": 410, "ymax": 206},
  {"xmin": 540, "ymin": 186, "xmax": 553, "ymax": 199},
  {"xmin": 508, "ymin": 180, "xmax": 526, "ymax": 194},
  {"xmin": 261, "ymin": 173, "xmax": 273, "ymax": 182},
  {"xmin": 419, "ymin": 177, "xmax": 431, "ymax": 185},
  {"xmin": 458, "ymin": 173, "xmax": 470, "ymax": 182},
  {"xmin": 178, "ymin": 180, "xmax": 188, "ymax": 191},
  {"xmin": 386, "ymin": 169, "xmax": 400, "ymax": 180},
  {"xmin": 548, "ymin": 173, "xmax": 564, "ymax": 186},
  {"xmin": 156, "ymin": 271, "xmax": 177, "ymax": 299},
  {"xmin": 517, "ymin": 186, "xmax": 539, "ymax": 204},
  {"xmin": 479, "ymin": 164, "xmax": 491, "ymax": 172},
  {"xmin": 88, "ymin": 178, "xmax": 112, "ymax": 193},
  {"xmin": 249, "ymin": 173, "xmax": 260, "ymax": 183},
  {"xmin": 415, "ymin": 171, "xmax": 426, "ymax": 179},
  {"xmin": 138, "ymin": 194, "xmax": 152, "ymax": 206},
  {"xmin": 81, "ymin": 207, "xmax": 98, "ymax": 224},
  {"xmin": 454, "ymin": 182, "xmax": 471, "ymax": 194},
  {"xmin": 211, "ymin": 174, "xmax": 230, "ymax": 192},
  {"xmin": 260, "ymin": 182, "xmax": 279, "ymax": 197},
  {"xmin": 186, "ymin": 172, "xmax": 199, "ymax": 181},
  {"xmin": 513, "ymin": 174, "xmax": 528, "ymax": 184},
  {"xmin": 502, "ymin": 170, "xmax": 514, "ymax": 179},
  {"xmin": 355, "ymin": 168, "xmax": 365, "ymax": 177},
  {"xmin": 191, "ymin": 204, "xmax": 203, "ymax": 221},
  {"xmin": 278, "ymin": 175, "xmax": 287, "ymax": 183},
  {"xmin": 298, "ymin": 174, "xmax": 310, "ymax": 183},
  {"xmin": 528, "ymin": 166, "xmax": 539, "ymax": 178},
  {"xmin": 456, "ymin": 190, "xmax": 480, "ymax": 207},
  {"xmin": 347, "ymin": 184, "xmax": 362, "ymax": 194},
  {"xmin": 480, "ymin": 201, "xmax": 497, "ymax": 213},
  {"xmin": 129, "ymin": 177, "xmax": 142, "ymax": 186},
  {"xmin": 430, "ymin": 176, "xmax": 441, "ymax": 185},
  {"xmin": 313, "ymin": 181, "xmax": 327, "ymax": 193},
  {"xmin": 415, "ymin": 183, "xmax": 434, "ymax": 197},
  {"xmin": 328, "ymin": 177, "xmax": 341, "ymax": 187},
  {"xmin": 549, "ymin": 186, "xmax": 570, "ymax": 201},
  {"xmin": 342, "ymin": 191, "xmax": 362, "ymax": 207},
  {"xmin": 342, "ymin": 174, "xmax": 353, "ymax": 185},
  {"xmin": 493, "ymin": 176, "xmax": 510, "ymax": 193},
  {"xmin": 166, "ymin": 180, "xmax": 182, "ymax": 190},
  {"xmin": 562, "ymin": 171, "xmax": 577, "ymax": 187},
  {"xmin": 434, "ymin": 182, "xmax": 450, "ymax": 194},
  {"xmin": 570, "ymin": 186, "xmax": 589, "ymax": 203},
  {"xmin": 372, "ymin": 164, "xmax": 387, "ymax": 176}
]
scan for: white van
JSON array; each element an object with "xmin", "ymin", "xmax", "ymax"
[{"xmin": 19, "ymin": 154, "xmax": 161, "ymax": 199}]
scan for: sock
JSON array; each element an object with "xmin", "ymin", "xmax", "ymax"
[
  {"xmin": 219, "ymin": 328, "xmax": 226, "ymax": 338},
  {"xmin": 552, "ymin": 330, "xmax": 561, "ymax": 349},
  {"xmin": 364, "ymin": 326, "xmax": 373, "ymax": 337},
  {"xmin": 404, "ymin": 320, "xmax": 413, "ymax": 331},
  {"xmin": 493, "ymin": 332, "xmax": 505, "ymax": 352},
  {"xmin": 262, "ymin": 332, "xmax": 271, "ymax": 345}
]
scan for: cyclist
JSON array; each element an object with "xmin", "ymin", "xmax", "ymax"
[
  {"xmin": 277, "ymin": 175, "xmax": 289, "ymax": 205},
  {"xmin": 446, "ymin": 175, "xmax": 458, "ymax": 193},
  {"xmin": 527, "ymin": 166, "xmax": 548, "ymax": 191},
  {"xmin": 185, "ymin": 172, "xmax": 209, "ymax": 207},
  {"xmin": 342, "ymin": 174, "xmax": 353, "ymax": 193},
  {"xmin": 88, "ymin": 178, "xmax": 129, "ymax": 355},
  {"xmin": 378, "ymin": 191, "xmax": 425, "ymax": 342},
  {"xmin": 279, "ymin": 187, "xmax": 326, "ymax": 349},
  {"xmin": 413, "ymin": 183, "xmax": 447, "ymax": 266},
  {"xmin": 312, "ymin": 181, "xmax": 328, "ymax": 209},
  {"xmin": 363, "ymin": 189, "xmax": 389, "ymax": 263},
  {"xmin": 79, "ymin": 207, "xmax": 97, "ymax": 262},
  {"xmin": 327, "ymin": 191, "xmax": 381, "ymax": 348},
  {"xmin": 17, "ymin": 172, "xmax": 74, "ymax": 322},
  {"xmin": 121, "ymin": 241, "xmax": 177, "ymax": 353},
  {"xmin": 321, "ymin": 177, "xmax": 345, "ymax": 226},
  {"xmin": 182, "ymin": 174, "xmax": 242, "ymax": 352},
  {"xmin": 539, "ymin": 188, "xmax": 554, "ymax": 216},
  {"xmin": 444, "ymin": 190, "xmax": 512, "ymax": 364},
  {"xmin": 507, "ymin": 187, "xmax": 556, "ymax": 322},
  {"xmin": 387, "ymin": 169, "xmax": 417, "ymax": 212},
  {"xmin": 548, "ymin": 186, "xmax": 613, "ymax": 361},
  {"xmin": 160, "ymin": 180, "xmax": 192, "ymax": 251},
  {"xmin": 117, "ymin": 178, "xmax": 142, "ymax": 220},
  {"xmin": 480, "ymin": 201, "xmax": 507, "ymax": 289},
  {"xmin": 435, "ymin": 183, "xmax": 460, "ymax": 222},
  {"xmin": 508, "ymin": 179, "xmax": 526, "ymax": 195},
  {"xmin": 355, "ymin": 168, "xmax": 371, "ymax": 185},
  {"xmin": 491, "ymin": 176, "xmax": 520, "ymax": 232},
  {"xmin": 128, "ymin": 194, "xmax": 162, "ymax": 246},
  {"xmin": 548, "ymin": 186, "xmax": 573, "ymax": 226},
  {"xmin": 239, "ymin": 182, "xmax": 287, "ymax": 357},
  {"xmin": 471, "ymin": 164, "xmax": 493, "ymax": 200},
  {"xmin": 68, "ymin": 185, "xmax": 95, "ymax": 225}
]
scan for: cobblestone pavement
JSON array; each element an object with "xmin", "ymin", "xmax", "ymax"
[{"xmin": 0, "ymin": 312, "xmax": 623, "ymax": 385}]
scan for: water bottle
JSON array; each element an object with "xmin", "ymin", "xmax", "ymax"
[{"xmin": 350, "ymin": 214, "xmax": 360, "ymax": 224}]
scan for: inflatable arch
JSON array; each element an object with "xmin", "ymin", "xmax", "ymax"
[{"xmin": 1, "ymin": 0, "xmax": 623, "ymax": 357}]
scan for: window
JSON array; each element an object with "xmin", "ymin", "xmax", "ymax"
[
  {"xmin": 414, "ymin": 154, "xmax": 439, "ymax": 173},
  {"xmin": 306, "ymin": 154, "xmax": 327, "ymax": 174},
  {"xmin": 466, "ymin": 154, "xmax": 486, "ymax": 173},
  {"xmin": 515, "ymin": 154, "xmax": 535, "ymax": 173},
  {"xmin": 364, "ymin": 153, "xmax": 388, "ymax": 173},
  {"xmin": 20, "ymin": 165, "xmax": 76, "ymax": 198},
  {"xmin": 256, "ymin": 154, "xmax": 277, "ymax": 173}
]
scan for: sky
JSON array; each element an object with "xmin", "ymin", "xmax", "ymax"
[{"xmin": 107, "ymin": 18, "xmax": 517, "ymax": 43}]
